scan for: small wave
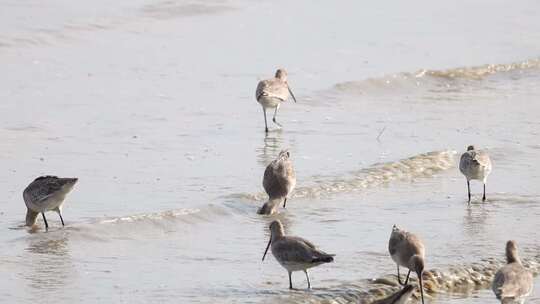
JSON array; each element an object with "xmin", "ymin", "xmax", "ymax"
[
  {"xmin": 418, "ymin": 58, "xmax": 540, "ymax": 80},
  {"xmin": 334, "ymin": 58, "xmax": 540, "ymax": 96},
  {"xmin": 7, "ymin": 206, "xmax": 234, "ymax": 247},
  {"xmin": 226, "ymin": 150, "xmax": 456, "ymax": 202},
  {"xmin": 98, "ymin": 208, "xmax": 201, "ymax": 224},
  {"xmin": 0, "ymin": 1, "xmax": 235, "ymax": 49},
  {"xmin": 273, "ymin": 253, "xmax": 540, "ymax": 304},
  {"xmin": 141, "ymin": 2, "xmax": 235, "ymax": 20}
]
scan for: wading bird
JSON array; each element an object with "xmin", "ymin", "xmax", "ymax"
[
  {"xmin": 23, "ymin": 176, "xmax": 78, "ymax": 230},
  {"xmin": 262, "ymin": 220, "xmax": 334, "ymax": 289},
  {"xmin": 388, "ymin": 225, "xmax": 425, "ymax": 304},
  {"xmin": 459, "ymin": 145, "xmax": 492, "ymax": 203},
  {"xmin": 492, "ymin": 240, "xmax": 533, "ymax": 304},
  {"xmin": 255, "ymin": 69, "xmax": 297, "ymax": 133},
  {"xmin": 260, "ymin": 150, "xmax": 296, "ymax": 213}
]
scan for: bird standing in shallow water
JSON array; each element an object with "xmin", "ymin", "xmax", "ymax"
[
  {"xmin": 388, "ymin": 225, "xmax": 426, "ymax": 304},
  {"xmin": 255, "ymin": 69, "xmax": 297, "ymax": 133},
  {"xmin": 492, "ymin": 240, "xmax": 533, "ymax": 304},
  {"xmin": 23, "ymin": 176, "xmax": 78, "ymax": 230},
  {"xmin": 262, "ymin": 220, "xmax": 334, "ymax": 289},
  {"xmin": 459, "ymin": 145, "xmax": 492, "ymax": 203},
  {"xmin": 260, "ymin": 150, "xmax": 296, "ymax": 213}
]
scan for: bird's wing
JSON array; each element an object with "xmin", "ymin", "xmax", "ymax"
[
  {"xmin": 263, "ymin": 162, "xmax": 283, "ymax": 198},
  {"xmin": 388, "ymin": 231, "xmax": 403, "ymax": 256},
  {"xmin": 405, "ymin": 233, "xmax": 425, "ymax": 255},
  {"xmin": 273, "ymin": 238, "xmax": 317, "ymax": 263},
  {"xmin": 492, "ymin": 269, "xmax": 505, "ymax": 299},
  {"xmin": 459, "ymin": 152, "xmax": 474, "ymax": 172},
  {"xmin": 256, "ymin": 79, "xmax": 288, "ymax": 101},
  {"xmin": 493, "ymin": 264, "xmax": 533, "ymax": 299},
  {"xmin": 274, "ymin": 237, "xmax": 333, "ymax": 263},
  {"xmin": 256, "ymin": 80, "xmax": 268, "ymax": 100},
  {"xmin": 288, "ymin": 236, "xmax": 316, "ymax": 249},
  {"xmin": 24, "ymin": 177, "xmax": 64, "ymax": 203}
]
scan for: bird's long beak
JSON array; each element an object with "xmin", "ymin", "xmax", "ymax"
[
  {"xmin": 262, "ymin": 237, "xmax": 272, "ymax": 261},
  {"xmin": 419, "ymin": 272, "xmax": 425, "ymax": 304},
  {"xmin": 287, "ymin": 85, "xmax": 297, "ymax": 103}
]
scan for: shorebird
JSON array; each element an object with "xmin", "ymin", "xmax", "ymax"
[
  {"xmin": 373, "ymin": 285, "xmax": 416, "ymax": 304},
  {"xmin": 262, "ymin": 220, "xmax": 334, "ymax": 289},
  {"xmin": 262, "ymin": 150, "xmax": 296, "ymax": 210},
  {"xmin": 255, "ymin": 69, "xmax": 297, "ymax": 133},
  {"xmin": 23, "ymin": 176, "xmax": 78, "ymax": 230},
  {"xmin": 257, "ymin": 198, "xmax": 282, "ymax": 215},
  {"xmin": 388, "ymin": 225, "xmax": 426, "ymax": 304},
  {"xmin": 492, "ymin": 240, "xmax": 533, "ymax": 304},
  {"xmin": 459, "ymin": 145, "xmax": 492, "ymax": 203}
]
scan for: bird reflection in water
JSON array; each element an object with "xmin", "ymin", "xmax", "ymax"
[{"xmin": 24, "ymin": 232, "xmax": 75, "ymax": 294}]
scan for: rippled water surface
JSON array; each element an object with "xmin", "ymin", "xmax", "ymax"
[{"xmin": 1, "ymin": 0, "xmax": 540, "ymax": 303}]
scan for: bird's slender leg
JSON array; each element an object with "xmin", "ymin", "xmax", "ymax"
[
  {"xmin": 288, "ymin": 271, "xmax": 293, "ymax": 289},
  {"xmin": 467, "ymin": 180, "xmax": 471, "ymax": 204},
  {"xmin": 283, "ymin": 198, "xmax": 287, "ymax": 208},
  {"xmin": 41, "ymin": 212, "xmax": 49, "ymax": 230},
  {"xmin": 272, "ymin": 104, "xmax": 282, "ymax": 127},
  {"xmin": 419, "ymin": 273, "xmax": 425, "ymax": 304},
  {"xmin": 55, "ymin": 207, "xmax": 65, "ymax": 226},
  {"xmin": 304, "ymin": 270, "xmax": 311, "ymax": 289},
  {"xmin": 59, "ymin": 212, "xmax": 65, "ymax": 226},
  {"xmin": 482, "ymin": 183, "xmax": 486, "ymax": 202},
  {"xmin": 397, "ymin": 264, "xmax": 405, "ymax": 285},
  {"xmin": 404, "ymin": 270, "xmax": 411, "ymax": 285},
  {"xmin": 263, "ymin": 107, "xmax": 269, "ymax": 133}
]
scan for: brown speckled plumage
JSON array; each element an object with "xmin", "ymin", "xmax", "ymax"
[
  {"xmin": 262, "ymin": 220, "xmax": 334, "ymax": 289},
  {"xmin": 261, "ymin": 150, "xmax": 296, "ymax": 211},
  {"xmin": 459, "ymin": 145, "xmax": 492, "ymax": 203},
  {"xmin": 23, "ymin": 175, "xmax": 78, "ymax": 229},
  {"xmin": 492, "ymin": 241, "xmax": 533, "ymax": 303},
  {"xmin": 255, "ymin": 69, "xmax": 297, "ymax": 132},
  {"xmin": 388, "ymin": 225, "xmax": 426, "ymax": 304}
]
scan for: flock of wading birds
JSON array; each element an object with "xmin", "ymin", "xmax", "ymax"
[{"xmin": 21, "ymin": 69, "xmax": 533, "ymax": 303}]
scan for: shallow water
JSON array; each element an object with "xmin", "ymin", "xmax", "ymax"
[{"xmin": 1, "ymin": 0, "xmax": 540, "ymax": 303}]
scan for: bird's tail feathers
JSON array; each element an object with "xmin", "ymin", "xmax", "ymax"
[{"xmin": 312, "ymin": 255, "xmax": 334, "ymax": 263}]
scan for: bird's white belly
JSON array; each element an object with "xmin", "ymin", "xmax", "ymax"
[
  {"xmin": 279, "ymin": 260, "xmax": 314, "ymax": 272},
  {"xmin": 257, "ymin": 96, "xmax": 282, "ymax": 108},
  {"xmin": 463, "ymin": 166, "xmax": 490, "ymax": 181},
  {"xmin": 25, "ymin": 193, "xmax": 66, "ymax": 213},
  {"xmin": 391, "ymin": 253, "xmax": 408, "ymax": 268}
]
